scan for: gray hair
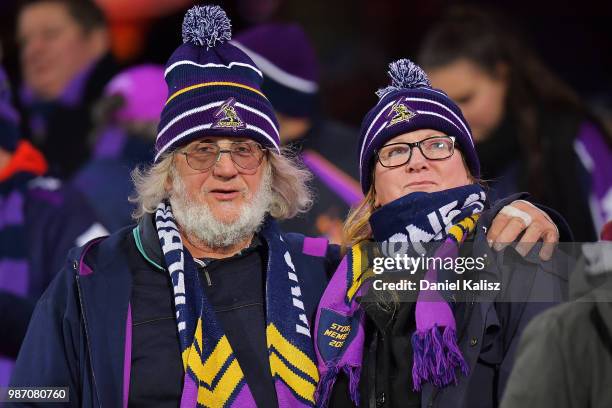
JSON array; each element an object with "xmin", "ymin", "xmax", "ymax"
[{"xmin": 130, "ymin": 148, "xmax": 313, "ymax": 220}]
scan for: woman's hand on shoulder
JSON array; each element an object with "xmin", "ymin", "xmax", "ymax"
[{"xmin": 487, "ymin": 200, "xmax": 559, "ymax": 261}]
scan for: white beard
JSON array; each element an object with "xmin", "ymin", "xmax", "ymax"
[{"xmin": 169, "ymin": 166, "xmax": 273, "ymax": 249}]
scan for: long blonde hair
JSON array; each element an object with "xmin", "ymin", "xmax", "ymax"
[{"xmin": 342, "ymin": 187, "xmax": 376, "ymax": 249}]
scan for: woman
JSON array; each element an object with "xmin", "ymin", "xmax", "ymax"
[
  {"xmin": 417, "ymin": 6, "xmax": 612, "ymax": 242},
  {"xmin": 314, "ymin": 59, "xmax": 570, "ymax": 408}
]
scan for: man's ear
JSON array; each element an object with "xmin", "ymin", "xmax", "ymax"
[{"xmin": 164, "ymin": 174, "xmax": 173, "ymax": 194}]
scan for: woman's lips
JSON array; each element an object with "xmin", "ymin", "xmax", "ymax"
[{"xmin": 406, "ymin": 180, "xmax": 437, "ymax": 187}]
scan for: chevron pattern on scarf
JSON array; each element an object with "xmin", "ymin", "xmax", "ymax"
[
  {"xmin": 155, "ymin": 201, "xmax": 318, "ymax": 408},
  {"xmin": 268, "ymin": 323, "xmax": 319, "ymax": 403}
]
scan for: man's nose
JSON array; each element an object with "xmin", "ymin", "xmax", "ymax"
[{"xmin": 212, "ymin": 150, "xmax": 239, "ymax": 178}]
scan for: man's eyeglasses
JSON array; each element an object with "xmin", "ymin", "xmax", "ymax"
[
  {"xmin": 182, "ymin": 141, "xmax": 267, "ymax": 171},
  {"xmin": 376, "ymin": 136, "xmax": 456, "ymax": 168}
]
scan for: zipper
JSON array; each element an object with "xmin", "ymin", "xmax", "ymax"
[
  {"xmin": 204, "ymin": 269, "xmax": 212, "ymax": 286},
  {"xmin": 193, "ymin": 258, "xmax": 212, "ymax": 286},
  {"xmin": 75, "ymin": 274, "xmax": 102, "ymax": 406}
]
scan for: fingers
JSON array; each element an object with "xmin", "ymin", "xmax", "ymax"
[
  {"xmin": 511, "ymin": 200, "xmax": 559, "ymax": 243},
  {"xmin": 515, "ymin": 222, "xmax": 543, "ymax": 257},
  {"xmin": 487, "ymin": 213, "xmax": 511, "ymax": 247},
  {"xmin": 539, "ymin": 229, "xmax": 559, "ymax": 261},
  {"xmin": 492, "ymin": 217, "xmax": 527, "ymax": 251}
]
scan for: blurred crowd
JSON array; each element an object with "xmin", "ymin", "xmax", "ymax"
[{"xmin": 0, "ymin": 0, "xmax": 611, "ymax": 402}]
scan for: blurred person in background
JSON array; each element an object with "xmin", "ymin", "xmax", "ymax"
[
  {"xmin": 0, "ymin": 65, "xmax": 107, "ymax": 386},
  {"xmin": 501, "ymin": 220, "xmax": 612, "ymax": 408},
  {"xmin": 72, "ymin": 64, "xmax": 165, "ymax": 231},
  {"xmin": 418, "ymin": 6, "xmax": 612, "ymax": 242},
  {"xmin": 16, "ymin": 0, "xmax": 119, "ymax": 178},
  {"xmin": 233, "ymin": 24, "xmax": 362, "ymax": 244}
]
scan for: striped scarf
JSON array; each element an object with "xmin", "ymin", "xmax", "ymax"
[
  {"xmin": 155, "ymin": 201, "xmax": 319, "ymax": 408},
  {"xmin": 314, "ymin": 185, "xmax": 486, "ymax": 406}
]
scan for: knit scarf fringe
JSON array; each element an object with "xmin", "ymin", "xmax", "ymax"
[{"xmin": 411, "ymin": 324, "xmax": 469, "ymax": 391}]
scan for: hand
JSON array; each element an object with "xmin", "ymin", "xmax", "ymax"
[{"xmin": 487, "ymin": 200, "xmax": 559, "ymax": 260}]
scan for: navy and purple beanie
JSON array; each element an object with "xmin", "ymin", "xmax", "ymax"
[
  {"xmin": 155, "ymin": 5, "xmax": 280, "ymax": 162},
  {"xmin": 358, "ymin": 59, "xmax": 479, "ymax": 193},
  {"xmin": 0, "ymin": 66, "xmax": 20, "ymax": 152},
  {"xmin": 233, "ymin": 23, "xmax": 319, "ymax": 118}
]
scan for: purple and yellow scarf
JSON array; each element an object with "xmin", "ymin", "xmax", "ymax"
[
  {"xmin": 155, "ymin": 202, "xmax": 319, "ymax": 408},
  {"xmin": 314, "ymin": 185, "xmax": 486, "ymax": 406}
]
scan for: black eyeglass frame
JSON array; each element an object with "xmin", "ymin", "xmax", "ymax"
[
  {"xmin": 375, "ymin": 135, "xmax": 457, "ymax": 168},
  {"xmin": 181, "ymin": 141, "xmax": 268, "ymax": 171}
]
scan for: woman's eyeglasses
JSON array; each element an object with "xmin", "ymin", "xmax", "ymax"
[{"xmin": 376, "ymin": 136, "xmax": 456, "ymax": 168}]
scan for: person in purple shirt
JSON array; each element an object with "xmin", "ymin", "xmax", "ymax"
[
  {"xmin": 16, "ymin": 0, "xmax": 119, "ymax": 178},
  {"xmin": 418, "ymin": 6, "xmax": 612, "ymax": 242}
]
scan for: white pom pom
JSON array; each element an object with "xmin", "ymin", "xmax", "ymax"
[
  {"xmin": 388, "ymin": 59, "xmax": 431, "ymax": 89},
  {"xmin": 182, "ymin": 5, "xmax": 232, "ymax": 49},
  {"xmin": 375, "ymin": 59, "xmax": 431, "ymax": 99}
]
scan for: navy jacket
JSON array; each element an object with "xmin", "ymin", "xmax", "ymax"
[{"xmin": 9, "ymin": 214, "xmax": 340, "ymax": 407}]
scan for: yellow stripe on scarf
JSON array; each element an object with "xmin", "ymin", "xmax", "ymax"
[
  {"xmin": 180, "ymin": 318, "xmax": 246, "ymax": 407},
  {"xmin": 267, "ymin": 324, "xmax": 319, "ymax": 383},
  {"xmin": 182, "ymin": 318, "xmax": 205, "ymax": 370},
  {"xmin": 347, "ymin": 242, "xmax": 370, "ymax": 302},
  {"xmin": 196, "ymin": 359, "xmax": 244, "ymax": 408},
  {"xmin": 448, "ymin": 214, "xmax": 480, "ymax": 243},
  {"xmin": 269, "ymin": 353, "xmax": 316, "ymax": 403},
  {"xmin": 190, "ymin": 336, "xmax": 235, "ymax": 385}
]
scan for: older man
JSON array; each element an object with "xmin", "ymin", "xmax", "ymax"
[
  {"xmin": 11, "ymin": 6, "xmax": 336, "ymax": 408},
  {"xmin": 10, "ymin": 6, "xmax": 564, "ymax": 408}
]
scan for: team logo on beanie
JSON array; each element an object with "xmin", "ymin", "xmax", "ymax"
[
  {"xmin": 212, "ymin": 97, "xmax": 246, "ymax": 131},
  {"xmin": 387, "ymin": 99, "xmax": 417, "ymax": 128}
]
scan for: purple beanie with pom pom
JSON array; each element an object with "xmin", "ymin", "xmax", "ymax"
[
  {"xmin": 358, "ymin": 59, "xmax": 479, "ymax": 194},
  {"xmin": 155, "ymin": 5, "xmax": 280, "ymax": 162}
]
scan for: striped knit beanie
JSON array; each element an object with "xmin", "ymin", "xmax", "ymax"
[
  {"xmin": 0, "ymin": 66, "xmax": 20, "ymax": 152},
  {"xmin": 233, "ymin": 23, "xmax": 319, "ymax": 118},
  {"xmin": 358, "ymin": 59, "xmax": 479, "ymax": 193},
  {"xmin": 155, "ymin": 5, "xmax": 280, "ymax": 162}
]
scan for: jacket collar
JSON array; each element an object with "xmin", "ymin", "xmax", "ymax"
[{"xmin": 136, "ymin": 211, "xmax": 278, "ymax": 269}]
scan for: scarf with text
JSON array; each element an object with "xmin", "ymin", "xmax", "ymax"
[
  {"xmin": 314, "ymin": 185, "xmax": 486, "ymax": 406},
  {"xmin": 155, "ymin": 201, "xmax": 319, "ymax": 407}
]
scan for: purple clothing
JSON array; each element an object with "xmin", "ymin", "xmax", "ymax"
[
  {"xmin": 574, "ymin": 122, "xmax": 612, "ymax": 233},
  {"xmin": 0, "ymin": 173, "xmax": 107, "ymax": 386}
]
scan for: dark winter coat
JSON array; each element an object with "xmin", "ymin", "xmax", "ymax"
[
  {"xmin": 329, "ymin": 194, "xmax": 573, "ymax": 408},
  {"xmin": 9, "ymin": 214, "xmax": 340, "ymax": 407}
]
